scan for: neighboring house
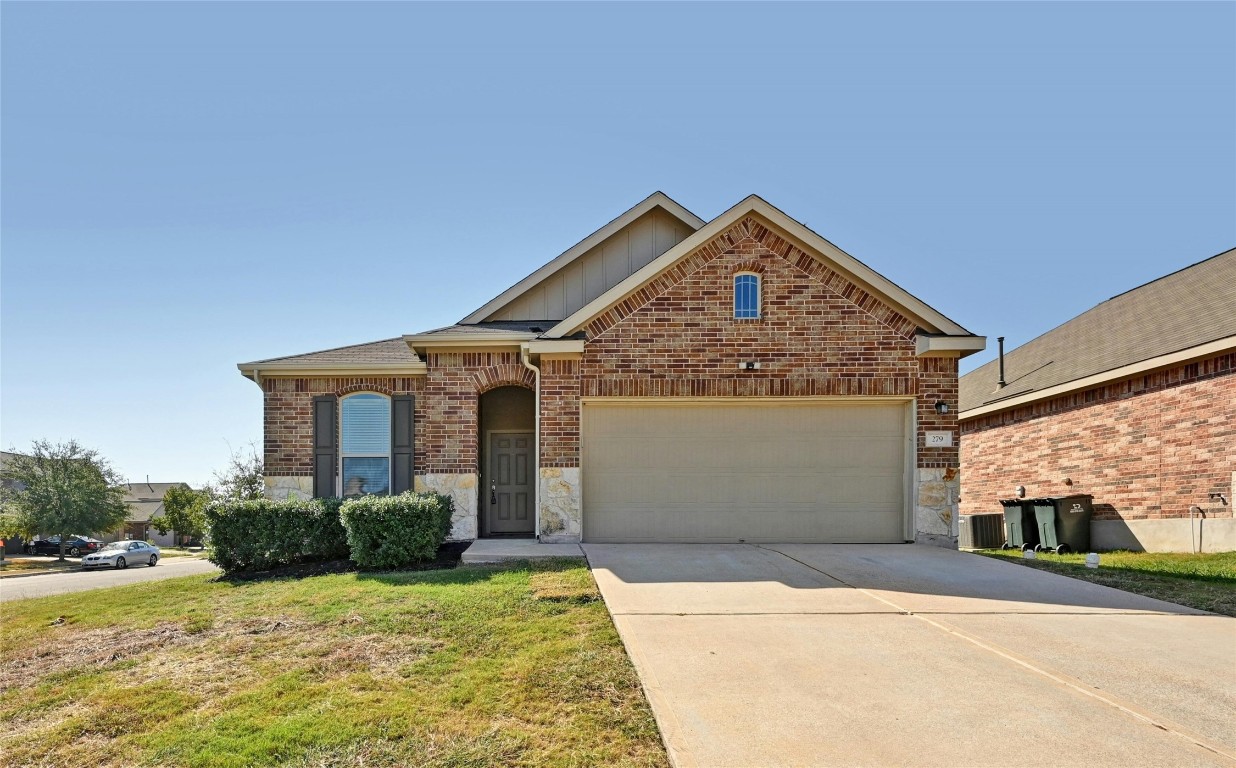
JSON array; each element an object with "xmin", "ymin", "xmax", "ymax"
[
  {"xmin": 239, "ymin": 193, "xmax": 984, "ymax": 546},
  {"xmin": 107, "ymin": 482, "xmax": 192, "ymax": 547},
  {"xmin": 959, "ymin": 249, "xmax": 1235, "ymax": 552}
]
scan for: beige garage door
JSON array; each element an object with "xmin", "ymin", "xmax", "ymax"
[{"xmin": 582, "ymin": 400, "xmax": 909, "ymax": 543}]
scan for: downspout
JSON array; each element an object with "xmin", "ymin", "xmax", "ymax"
[{"xmin": 520, "ymin": 344, "xmax": 542, "ymax": 541}]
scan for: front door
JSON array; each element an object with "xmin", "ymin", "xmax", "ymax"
[{"xmin": 487, "ymin": 432, "xmax": 535, "ymax": 535}]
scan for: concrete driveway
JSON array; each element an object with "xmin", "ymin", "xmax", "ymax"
[{"xmin": 584, "ymin": 544, "xmax": 1236, "ymax": 768}]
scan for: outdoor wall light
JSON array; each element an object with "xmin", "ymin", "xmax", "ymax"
[{"xmin": 934, "ymin": 401, "xmax": 949, "ymax": 415}]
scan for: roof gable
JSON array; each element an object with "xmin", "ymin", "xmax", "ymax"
[
  {"xmin": 546, "ymin": 195, "xmax": 974, "ymax": 340},
  {"xmin": 959, "ymin": 248, "xmax": 1236, "ymax": 415},
  {"xmin": 461, "ymin": 192, "xmax": 704, "ymax": 324}
]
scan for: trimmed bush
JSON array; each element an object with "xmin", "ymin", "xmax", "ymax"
[
  {"xmin": 340, "ymin": 491, "xmax": 453, "ymax": 569},
  {"xmin": 205, "ymin": 497, "xmax": 349, "ymax": 572}
]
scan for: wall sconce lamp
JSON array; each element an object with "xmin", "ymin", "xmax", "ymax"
[{"xmin": 934, "ymin": 401, "xmax": 949, "ymax": 415}]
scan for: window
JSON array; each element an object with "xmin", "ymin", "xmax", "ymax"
[
  {"xmin": 340, "ymin": 393, "xmax": 391, "ymax": 497},
  {"xmin": 734, "ymin": 273, "xmax": 760, "ymax": 319}
]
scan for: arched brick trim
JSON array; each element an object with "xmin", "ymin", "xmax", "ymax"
[
  {"xmin": 731, "ymin": 260, "xmax": 767, "ymax": 275},
  {"xmin": 336, "ymin": 382, "xmax": 394, "ymax": 396},
  {"xmin": 470, "ymin": 364, "xmax": 536, "ymax": 394}
]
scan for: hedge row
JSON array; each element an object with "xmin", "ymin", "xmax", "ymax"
[
  {"xmin": 340, "ymin": 492, "xmax": 453, "ymax": 569},
  {"xmin": 205, "ymin": 491, "xmax": 453, "ymax": 573},
  {"xmin": 204, "ymin": 497, "xmax": 349, "ymax": 572}
]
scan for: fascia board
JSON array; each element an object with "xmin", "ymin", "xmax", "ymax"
[
  {"xmin": 916, "ymin": 334, "xmax": 987, "ymax": 357},
  {"xmin": 237, "ymin": 362, "xmax": 428, "ymax": 385},
  {"xmin": 959, "ymin": 334, "xmax": 1236, "ymax": 420},
  {"xmin": 460, "ymin": 192, "xmax": 705, "ymax": 325},
  {"xmin": 523, "ymin": 339, "xmax": 585, "ymax": 354},
  {"xmin": 547, "ymin": 195, "xmax": 971, "ymax": 338},
  {"xmin": 402, "ymin": 333, "xmax": 536, "ymax": 346}
]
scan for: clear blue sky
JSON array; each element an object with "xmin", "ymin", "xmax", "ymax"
[{"xmin": 3, "ymin": 2, "xmax": 1233, "ymax": 487}]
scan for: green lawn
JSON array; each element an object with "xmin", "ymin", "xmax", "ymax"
[
  {"xmin": 0, "ymin": 561, "xmax": 667, "ymax": 768},
  {"xmin": 977, "ymin": 549, "xmax": 1236, "ymax": 616},
  {"xmin": 155, "ymin": 547, "xmax": 206, "ymax": 558}
]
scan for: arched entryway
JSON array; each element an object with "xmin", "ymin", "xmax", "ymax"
[{"xmin": 478, "ymin": 385, "xmax": 535, "ymax": 537}]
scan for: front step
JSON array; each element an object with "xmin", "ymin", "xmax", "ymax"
[{"xmin": 460, "ymin": 539, "xmax": 584, "ymax": 564}]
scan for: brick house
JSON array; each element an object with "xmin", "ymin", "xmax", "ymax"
[
  {"xmin": 239, "ymin": 193, "xmax": 984, "ymax": 545},
  {"xmin": 959, "ymin": 248, "xmax": 1235, "ymax": 552}
]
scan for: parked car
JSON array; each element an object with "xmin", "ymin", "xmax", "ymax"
[
  {"xmin": 24, "ymin": 536, "xmax": 102, "ymax": 557},
  {"xmin": 82, "ymin": 540, "xmax": 159, "ymax": 569}
]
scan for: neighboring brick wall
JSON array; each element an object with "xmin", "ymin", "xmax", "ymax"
[
  {"xmin": 577, "ymin": 215, "xmax": 956, "ymax": 455},
  {"xmin": 263, "ymin": 376, "xmax": 424, "ymax": 477},
  {"xmin": 960, "ymin": 352, "xmax": 1235, "ymax": 521},
  {"xmin": 540, "ymin": 357, "xmax": 581, "ymax": 467}
]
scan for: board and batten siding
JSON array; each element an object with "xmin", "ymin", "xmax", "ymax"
[{"xmin": 484, "ymin": 208, "xmax": 692, "ymax": 322}]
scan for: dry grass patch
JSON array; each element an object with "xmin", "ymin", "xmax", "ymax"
[{"xmin": 0, "ymin": 561, "xmax": 666, "ymax": 768}]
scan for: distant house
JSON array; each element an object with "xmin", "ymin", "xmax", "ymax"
[
  {"xmin": 959, "ymin": 249, "xmax": 1234, "ymax": 552},
  {"xmin": 108, "ymin": 482, "xmax": 193, "ymax": 547}
]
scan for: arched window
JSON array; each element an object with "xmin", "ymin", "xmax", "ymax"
[
  {"xmin": 734, "ymin": 273, "xmax": 761, "ymax": 319},
  {"xmin": 340, "ymin": 393, "xmax": 391, "ymax": 497}
]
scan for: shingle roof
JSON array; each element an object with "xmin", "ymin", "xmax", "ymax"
[
  {"xmin": 240, "ymin": 338, "xmax": 420, "ymax": 368},
  {"xmin": 959, "ymin": 248, "xmax": 1236, "ymax": 413},
  {"xmin": 415, "ymin": 321, "xmax": 552, "ymax": 335},
  {"xmin": 122, "ymin": 482, "xmax": 190, "ymax": 523},
  {"xmin": 242, "ymin": 323, "xmax": 555, "ymax": 370}
]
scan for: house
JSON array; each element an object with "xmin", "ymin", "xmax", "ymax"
[
  {"xmin": 107, "ymin": 481, "xmax": 193, "ymax": 547},
  {"xmin": 958, "ymin": 249, "xmax": 1235, "ymax": 552},
  {"xmin": 238, "ymin": 193, "xmax": 985, "ymax": 546}
]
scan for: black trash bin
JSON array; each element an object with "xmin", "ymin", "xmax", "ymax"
[
  {"xmin": 999, "ymin": 499, "xmax": 1039, "ymax": 551},
  {"xmin": 1031, "ymin": 495, "xmax": 1094, "ymax": 554}
]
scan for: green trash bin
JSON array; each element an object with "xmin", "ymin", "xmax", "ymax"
[
  {"xmin": 999, "ymin": 499, "xmax": 1039, "ymax": 551},
  {"xmin": 1031, "ymin": 495, "xmax": 1094, "ymax": 554}
]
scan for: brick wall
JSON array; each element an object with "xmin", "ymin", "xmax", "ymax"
[
  {"xmin": 960, "ymin": 352, "xmax": 1235, "ymax": 521},
  {"xmin": 540, "ymin": 357, "xmax": 580, "ymax": 467},
  {"xmin": 421, "ymin": 351, "xmax": 534, "ymax": 474},
  {"xmin": 262, "ymin": 214, "xmax": 965, "ymax": 499},
  {"xmin": 263, "ymin": 376, "xmax": 424, "ymax": 476},
  {"xmin": 576, "ymin": 215, "xmax": 957, "ymax": 454}
]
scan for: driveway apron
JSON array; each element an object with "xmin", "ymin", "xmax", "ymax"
[{"xmin": 584, "ymin": 543, "xmax": 1236, "ymax": 768}]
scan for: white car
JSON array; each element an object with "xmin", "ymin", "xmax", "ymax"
[{"xmin": 82, "ymin": 540, "xmax": 160, "ymax": 569}]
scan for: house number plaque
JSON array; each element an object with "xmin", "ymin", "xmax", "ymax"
[{"xmin": 925, "ymin": 431, "xmax": 954, "ymax": 447}]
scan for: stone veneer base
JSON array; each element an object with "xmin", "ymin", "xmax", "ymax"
[
  {"xmin": 264, "ymin": 476, "xmax": 314, "ymax": 501},
  {"xmin": 915, "ymin": 467, "xmax": 960, "ymax": 549},
  {"xmin": 538, "ymin": 467, "xmax": 582, "ymax": 542},
  {"xmin": 415, "ymin": 473, "xmax": 479, "ymax": 541}
]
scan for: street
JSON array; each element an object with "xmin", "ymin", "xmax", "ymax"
[{"xmin": 0, "ymin": 556, "xmax": 220, "ymax": 603}]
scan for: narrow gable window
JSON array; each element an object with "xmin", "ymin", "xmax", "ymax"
[
  {"xmin": 734, "ymin": 273, "xmax": 760, "ymax": 319},
  {"xmin": 340, "ymin": 393, "xmax": 391, "ymax": 497}
]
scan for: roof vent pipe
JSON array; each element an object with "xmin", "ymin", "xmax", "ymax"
[{"xmin": 997, "ymin": 337, "xmax": 1007, "ymax": 388}]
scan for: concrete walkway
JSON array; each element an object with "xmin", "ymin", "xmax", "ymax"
[
  {"xmin": 584, "ymin": 543, "xmax": 1236, "ymax": 768},
  {"xmin": 0, "ymin": 556, "xmax": 220, "ymax": 603},
  {"xmin": 460, "ymin": 538, "xmax": 583, "ymax": 564}
]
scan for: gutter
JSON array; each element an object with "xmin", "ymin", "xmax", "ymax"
[{"xmin": 519, "ymin": 344, "xmax": 542, "ymax": 542}]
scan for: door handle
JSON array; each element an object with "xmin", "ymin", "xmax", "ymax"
[{"xmin": 490, "ymin": 483, "xmax": 497, "ymax": 506}]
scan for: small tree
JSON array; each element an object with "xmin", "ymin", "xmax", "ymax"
[
  {"xmin": 150, "ymin": 485, "xmax": 209, "ymax": 547},
  {"xmin": 0, "ymin": 440, "xmax": 129, "ymax": 561},
  {"xmin": 213, "ymin": 444, "xmax": 264, "ymax": 501}
]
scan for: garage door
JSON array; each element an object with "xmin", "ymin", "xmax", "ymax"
[{"xmin": 582, "ymin": 400, "xmax": 909, "ymax": 543}]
